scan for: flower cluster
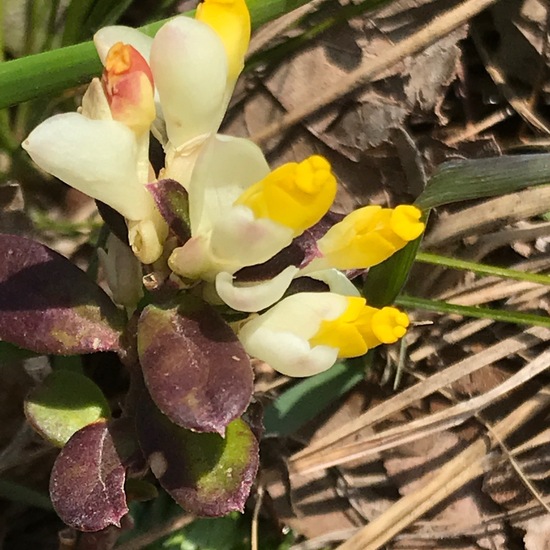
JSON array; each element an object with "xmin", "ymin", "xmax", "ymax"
[{"xmin": 23, "ymin": 0, "xmax": 425, "ymax": 377}]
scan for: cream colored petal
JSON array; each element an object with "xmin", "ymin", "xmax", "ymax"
[
  {"xmin": 150, "ymin": 17, "xmax": 228, "ymax": 147},
  {"xmin": 305, "ymin": 269, "xmax": 361, "ymax": 296},
  {"xmin": 215, "ymin": 266, "xmax": 299, "ymax": 313},
  {"xmin": 209, "ymin": 205, "xmax": 293, "ymax": 269},
  {"xmin": 94, "ymin": 26, "xmax": 153, "ymax": 64},
  {"xmin": 244, "ymin": 292, "xmax": 348, "ymax": 340},
  {"xmin": 189, "ymin": 134, "xmax": 269, "ymax": 236},
  {"xmin": 239, "ymin": 322, "xmax": 338, "ymax": 377},
  {"xmin": 80, "ymin": 78, "xmax": 112, "ymax": 121},
  {"xmin": 23, "ymin": 113, "xmax": 153, "ymax": 221}
]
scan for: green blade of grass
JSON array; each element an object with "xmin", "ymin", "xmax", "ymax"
[
  {"xmin": 0, "ymin": 0, "xmax": 313, "ymax": 109},
  {"xmin": 415, "ymin": 154, "xmax": 550, "ymax": 210},
  {"xmin": 415, "ymin": 252, "xmax": 550, "ymax": 286},
  {"xmin": 396, "ymin": 295, "xmax": 550, "ymax": 328}
]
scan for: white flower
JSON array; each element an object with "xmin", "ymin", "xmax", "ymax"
[{"xmin": 238, "ymin": 292, "xmax": 410, "ymax": 377}]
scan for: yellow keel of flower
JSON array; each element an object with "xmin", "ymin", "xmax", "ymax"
[
  {"xmin": 309, "ymin": 296, "xmax": 409, "ymax": 358},
  {"xmin": 234, "ymin": 155, "xmax": 337, "ymax": 236},
  {"xmin": 195, "ymin": 0, "xmax": 251, "ymax": 82},
  {"xmin": 316, "ymin": 204, "xmax": 425, "ymax": 270}
]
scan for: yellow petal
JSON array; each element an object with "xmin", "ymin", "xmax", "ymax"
[
  {"xmin": 235, "ymin": 155, "xmax": 337, "ymax": 236},
  {"xmin": 195, "ymin": 0, "xmax": 250, "ymax": 82}
]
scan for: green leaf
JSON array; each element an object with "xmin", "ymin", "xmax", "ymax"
[
  {"xmin": 136, "ymin": 393, "xmax": 259, "ymax": 517},
  {"xmin": 395, "ymin": 295, "xmax": 550, "ymax": 328},
  {"xmin": 363, "ymin": 235, "xmax": 423, "ymax": 308},
  {"xmin": 264, "ymin": 361, "xmax": 365, "ymax": 437},
  {"xmin": 415, "ymin": 154, "xmax": 550, "ymax": 210},
  {"xmin": 25, "ymin": 369, "xmax": 110, "ymax": 447}
]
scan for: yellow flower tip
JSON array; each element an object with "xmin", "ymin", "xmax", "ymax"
[
  {"xmin": 390, "ymin": 205, "xmax": 425, "ymax": 242},
  {"xmin": 195, "ymin": 0, "xmax": 251, "ymax": 82},
  {"xmin": 105, "ymin": 42, "xmax": 131, "ymax": 74},
  {"xmin": 371, "ymin": 307, "xmax": 410, "ymax": 345},
  {"xmin": 235, "ymin": 155, "xmax": 337, "ymax": 235},
  {"xmin": 102, "ymin": 43, "xmax": 155, "ymax": 134},
  {"xmin": 309, "ymin": 296, "xmax": 368, "ymax": 358}
]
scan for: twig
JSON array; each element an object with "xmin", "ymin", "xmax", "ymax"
[
  {"xmin": 251, "ymin": 0, "xmax": 499, "ymax": 145},
  {"xmin": 444, "ymin": 107, "xmax": 513, "ymax": 145},
  {"xmin": 251, "ymin": 483, "xmax": 265, "ymax": 550}
]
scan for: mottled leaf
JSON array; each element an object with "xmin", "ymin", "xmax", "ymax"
[
  {"xmin": 0, "ymin": 234, "xmax": 123, "ymax": 354},
  {"xmin": 137, "ymin": 298, "xmax": 253, "ymax": 435},
  {"xmin": 136, "ymin": 393, "xmax": 259, "ymax": 516},
  {"xmin": 50, "ymin": 420, "xmax": 128, "ymax": 531},
  {"xmin": 25, "ymin": 369, "xmax": 111, "ymax": 447},
  {"xmin": 147, "ymin": 179, "xmax": 191, "ymax": 243}
]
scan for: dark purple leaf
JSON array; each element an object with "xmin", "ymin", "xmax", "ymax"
[
  {"xmin": 136, "ymin": 392, "xmax": 258, "ymax": 516},
  {"xmin": 0, "ymin": 234, "xmax": 123, "ymax": 354},
  {"xmin": 137, "ymin": 298, "xmax": 253, "ymax": 435},
  {"xmin": 146, "ymin": 179, "xmax": 190, "ymax": 243},
  {"xmin": 50, "ymin": 420, "xmax": 128, "ymax": 531}
]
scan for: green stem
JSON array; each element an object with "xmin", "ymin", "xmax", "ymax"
[
  {"xmin": 0, "ymin": 0, "xmax": 313, "ymax": 109},
  {"xmin": 415, "ymin": 252, "xmax": 550, "ymax": 286},
  {"xmin": 396, "ymin": 295, "xmax": 550, "ymax": 328}
]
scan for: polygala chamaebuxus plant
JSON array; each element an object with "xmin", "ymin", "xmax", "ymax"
[{"xmin": 3, "ymin": 0, "xmax": 425, "ymax": 536}]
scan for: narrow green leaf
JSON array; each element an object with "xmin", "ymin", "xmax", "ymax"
[
  {"xmin": 0, "ymin": 0, "xmax": 313, "ymax": 109},
  {"xmin": 263, "ymin": 361, "xmax": 365, "ymax": 437},
  {"xmin": 395, "ymin": 295, "xmax": 550, "ymax": 328},
  {"xmin": 415, "ymin": 154, "xmax": 550, "ymax": 210},
  {"xmin": 363, "ymin": 235, "xmax": 424, "ymax": 308},
  {"xmin": 61, "ymin": 0, "xmax": 96, "ymax": 46},
  {"xmin": 415, "ymin": 252, "xmax": 550, "ymax": 286}
]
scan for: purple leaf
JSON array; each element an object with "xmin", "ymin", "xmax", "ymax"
[
  {"xmin": 137, "ymin": 298, "xmax": 253, "ymax": 435},
  {"xmin": 146, "ymin": 179, "xmax": 190, "ymax": 242},
  {"xmin": 136, "ymin": 392, "xmax": 259, "ymax": 516},
  {"xmin": 50, "ymin": 420, "xmax": 128, "ymax": 532},
  {"xmin": 0, "ymin": 234, "xmax": 123, "ymax": 354}
]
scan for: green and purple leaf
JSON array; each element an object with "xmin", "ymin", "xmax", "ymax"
[
  {"xmin": 147, "ymin": 179, "xmax": 191, "ymax": 243},
  {"xmin": 137, "ymin": 298, "xmax": 253, "ymax": 435},
  {"xmin": 25, "ymin": 369, "xmax": 111, "ymax": 447},
  {"xmin": 50, "ymin": 420, "xmax": 128, "ymax": 531},
  {"xmin": 136, "ymin": 393, "xmax": 259, "ymax": 516},
  {"xmin": 0, "ymin": 234, "xmax": 123, "ymax": 354}
]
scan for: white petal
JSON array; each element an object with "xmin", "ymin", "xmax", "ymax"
[
  {"xmin": 94, "ymin": 26, "xmax": 153, "ymax": 64},
  {"xmin": 23, "ymin": 113, "xmax": 153, "ymax": 221},
  {"xmin": 306, "ymin": 269, "xmax": 361, "ymax": 296},
  {"xmin": 242, "ymin": 292, "xmax": 348, "ymax": 340},
  {"xmin": 189, "ymin": 135, "xmax": 269, "ymax": 236},
  {"xmin": 239, "ymin": 322, "xmax": 338, "ymax": 377},
  {"xmin": 210, "ymin": 205, "xmax": 293, "ymax": 268},
  {"xmin": 215, "ymin": 266, "xmax": 299, "ymax": 312},
  {"xmin": 150, "ymin": 17, "xmax": 228, "ymax": 147}
]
